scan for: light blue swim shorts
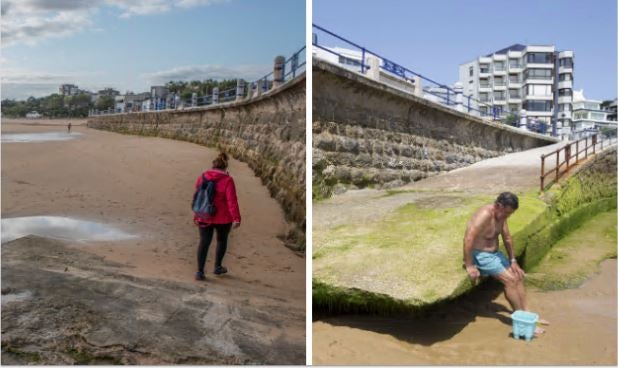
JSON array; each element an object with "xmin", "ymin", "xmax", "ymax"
[{"xmin": 472, "ymin": 249, "xmax": 511, "ymax": 276}]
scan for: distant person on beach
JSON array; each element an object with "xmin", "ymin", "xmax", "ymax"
[
  {"xmin": 67, "ymin": 122, "xmax": 72, "ymax": 134},
  {"xmin": 463, "ymin": 192, "xmax": 549, "ymax": 335},
  {"xmin": 193, "ymin": 152, "xmax": 241, "ymax": 281}
]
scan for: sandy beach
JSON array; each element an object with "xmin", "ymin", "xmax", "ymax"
[
  {"xmin": 314, "ymin": 259, "xmax": 617, "ymax": 365},
  {"xmin": 1, "ymin": 118, "xmax": 305, "ymax": 363}
]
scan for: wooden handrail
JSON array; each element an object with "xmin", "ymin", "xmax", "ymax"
[{"xmin": 540, "ymin": 134, "xmax": 616, "ymax": 191}]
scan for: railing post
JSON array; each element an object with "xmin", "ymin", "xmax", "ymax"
[
  {"xmin": 565, "ymin": 144, "xmax": 571, "ymax": 171},
  {"xmin": 366, "ymin": 56, "xmax": 380, "ymax": 81},
  {"xmin": 236, "ymin": 79, "xmax": 246, "ymax": 101},
  {"xmin": 361, "ymin": 47, "xmax": 366, "ymax": 73},
  {"xmin": 191, "ymin": 93, "xmax": 197, "ymax": 107},
  {"xmin": 291, "ymin": 53, "xmax": 299, "ymax": 79},
  {"xmin": 519, "ymin": 109, "xmax": 528, "ymax": 131},
  {"xmin": 467, "ymin": 95, "xmax": 471, "ymax": 113},
  {"xmin": 540, "ymin": 154, "xmax": 545, "ymax": 191},
  {"xmin": 212, "ymin": 87, "xmax": 219, "ymax": 104},
  {"xmin": 454, "ymin": 82, "xmax": 464, "ymax": 112},
  {"xmin": 592, "ymin": 134, "xmax": 597, "ymax": 155},
  {"xmin": 446, "ymin": 89, "xmax": 451, "ymax": 106},
  {"xmin": 575, "ymin": 140, "xmax": 579, "ymax": 163},
  {"xmin": 255, "ymin": 80, "xmax": 264, "ymax": 97},
  {"xmin": 555, "ymin": 152, "xmax": 559, "ymax": 183},
  {"xmin": 273, "ymin": 55, "xmax": 285, "ymax": 88},
  {"xmin": 413, "ymin": 76, "xmax": 422, "ymax": 97}
]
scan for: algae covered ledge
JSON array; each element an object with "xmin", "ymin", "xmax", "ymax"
[{"xmin": 313, "ymin": 148, "xmax": 617, "ymax": 314}]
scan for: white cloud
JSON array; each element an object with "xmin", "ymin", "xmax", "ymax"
[
  {"xmin": 1, "ymin": 0, "xmax": 232, "ymax": 46},
  {"xmin": 142, "ymin": 64, "xmax": 270, "ymax": 84}
]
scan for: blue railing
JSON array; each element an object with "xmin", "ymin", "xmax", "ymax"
[
  {"xmin": 312, "ymin": 24, "xmax": 515, "ymax": 122},
  {"xmin": 90, "ymin": 45, "xmax": 306, "ymax": 116}
]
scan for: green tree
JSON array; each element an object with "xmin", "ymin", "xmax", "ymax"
[
  {"xmin": 504, "ymin": 112, "xmax": 520, "ymax": 127},
  {"xmin": 95, "ymin": 96, "xmax": 115, "ymax": 111}
]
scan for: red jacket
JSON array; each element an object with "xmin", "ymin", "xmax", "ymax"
[{"xmin": 193, "ymin": 169, "xmax": 241, "ymax": 225}]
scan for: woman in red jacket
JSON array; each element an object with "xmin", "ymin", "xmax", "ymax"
[{"xmin": 194, "ymin": 152, "xmax": 241, "ymax": 280}]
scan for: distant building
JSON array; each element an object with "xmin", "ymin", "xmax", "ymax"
[
  {"xmin": 459, "ymin": 44, "xmax": 574, "ymax": 138},
  {"xmin": 59, "ymin": 84, "xmax": 79, "ymax": 96},
  {"xmin": 98, "ymin": 88, "xmax": 120, "ymax": 97},
  {"xmin": 150, "ymin": 86, "xmax": 170, "ymax": 110},
  {"xmin": 571, "ymin": 90, "xmax": 617, "ymax": 139},
  {"xmin": 114, "ymin": 95, "xmax": 125, "ymax": 113},
  {"xmin": 124, "ymin": 92, "xmax": 151, "ymax": 112},
  {"xmin": 26, "ymin": 111, "xmax": 42, "ymax": 118},
  {"xmin": 605, "ymin": 99, "xmax": 617, "ymax": 122}
]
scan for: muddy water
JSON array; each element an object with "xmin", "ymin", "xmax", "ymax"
[
  {"xmin": 313, "ymin": 259, "xmax": 617, "ymax": 365},
  {"xmin": 2, "ymin": 132, "xmax": 83, "ymax": 143},
  {"xmin": 1, "ymin": 216, "xmax": 137, "ymax": 244}
]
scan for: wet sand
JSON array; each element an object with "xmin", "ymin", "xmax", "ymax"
[
  {"xmin": 2, "ymin": 119, "xmax": 304, "ymax": 341},
  {"xmin": 313, "ymin": 259, "xmax": 617, "ymax": 365}
]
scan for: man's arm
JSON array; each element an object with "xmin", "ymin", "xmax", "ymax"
[
  {"xmin": 463, "ymin": 210, "xmax": 487, "ymax": 281},
  {"xmin": 501, "ymin": 220, "xmax": 525, "ymax": 278}
]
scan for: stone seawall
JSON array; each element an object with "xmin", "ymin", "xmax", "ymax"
[
  {"xmin": 312, "ymin": 60, "xmax": 557, "ymax": 197},
  {"xmin": 88, "ymin": 75, "xmax": 306, "ymax": 249}
]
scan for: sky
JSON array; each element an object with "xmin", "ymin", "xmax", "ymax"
[
  {"xmin": 1, "ymin": 0, "xmax": 305, "ymax": 100},
  {"xmin": 313, "ymin": 0, "xmax": 617, "ymax": 101}
]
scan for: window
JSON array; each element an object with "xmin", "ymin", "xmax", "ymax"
[
  {"xmin": 494, "ymin": 91, "xmax": 506, "ymax": 100},
  {"xmin": 573, "ymin": 111, "xmax": 588, "ymax": 120},
  {"xmin": 526, "ymin": 52, "xmax": 553, "ymax": 64},
  {"xmin": 524, "ymin": 68, "xmax": 552, "ymax": 80},
  {"xmin": 494, "ymin": 76, "xmax": 505, "ymax": 86},
  {"xmin": 527, "ymin": 85, "xmax": 552, "ymax": 96},
  {"xmin": 509, "ymin": 59, "xmax": 521, "ymax": 68},
  {"xmin": 558, "ymin": 73, "xmax": 572, "ymax": 81},
  {"xmin": 558, "ymin": 104, "xmax": 571, "ymax": 112},
  {"xmin": 494, "ymin": 61, "xmax": 505, "ymax": 71},
  {"xmin": 479, "ymin": 64, "xmax": 490, "ymax": 73},
  {"xmin": 480, "ymin": 106, "xmax": 489, "ymax": 115},
  {"xmin": 338, "ymin": 56, "xmax": 362, "ymax": 67},
  {"xmin": 509, "ymin": 74, "xmax": 520, "ymax": 83},
  {"xmin": 469, "ymin": 66, "xmax": 474, "ymax": 77},
  {"xmin": 479, "ymin": 92, "xmax": 490, "ymax": 102},
  {"xmin": 508, "ymin": 89, "xmax": 521, "ymax": 98},
  {"xmin": 480, "ymin": 78, "xmax": 490, "ymax": 87},
  {"xmin": 558, "ymin": 88, "xmax": 572, "ymax": 97},
  {"xmin": 559, "ymin": 58, "xmax": 574, "ymax": 68},
  {"xmin": 591, "ymin": 112, "xmax": 605, "ymax": 120},
  {"xmin": 524, "ymin": 100, "xmax": 552, "ymax": 112},
  {"xmin": 509, "ymin": 104, "xmax": 520, "ymax": 112}
]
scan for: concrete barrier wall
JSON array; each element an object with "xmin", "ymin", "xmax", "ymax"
[
  {"xmin": 88, "ymin": 75, "xmax": 306, "ymax": 249},
  {"xmin": 313, "ymin": 60, "xmax": 558, "ymax": 196}
]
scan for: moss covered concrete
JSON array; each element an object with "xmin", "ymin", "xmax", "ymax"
[
  {"xmin": 313, "ymin": 148, "xmax": 617, "ymax": 314},
  {"xmin": 526, "ymin": 210, "xmax": 617, "ymax": 290}
]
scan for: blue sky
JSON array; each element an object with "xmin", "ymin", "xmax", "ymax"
[
  {"xmin": 1, "ymin": 0, "xmax": 305, "ymax": 100},
  {"xmin": 313, "ymin": 0, "xmax": 617, "ymax": 101}
]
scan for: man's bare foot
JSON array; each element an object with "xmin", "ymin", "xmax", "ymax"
[
  {"xmin": 535, "ymin": 326, "xmax": 546, "ymax": 336},
  {"xmin": 538, "ymin": 318, "xmax": 550, "ymax": 326}
]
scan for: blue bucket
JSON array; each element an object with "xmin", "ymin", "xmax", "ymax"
[{"xmin": 511, "ymin": 310, "xmax": 538, "ymax": 342}]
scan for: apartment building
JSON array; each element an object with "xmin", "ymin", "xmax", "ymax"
[
  {"xmin": 459, "ymin": 44, "xmax": 574, "ymax": 138},
  {"xmin": 571, "ymin": 90, "xmax": 617, "ymax": 139}
]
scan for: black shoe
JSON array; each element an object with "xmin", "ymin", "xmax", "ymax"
[
  {"xmin": 195, "ymin": 271, "xmax": 205, "ymax": 281},
  {"xmin": 214, "ymin": 266, "xmax": 228, "ymax": 275}
]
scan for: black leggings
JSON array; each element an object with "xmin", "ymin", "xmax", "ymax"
[{"xmin": 197, "ymin": 223, "xmax": 232, "ymax": 273}]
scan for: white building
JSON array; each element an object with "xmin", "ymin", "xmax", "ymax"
[
  {"xmin": 26, "ymin": 111, "xmax": 42, "ymax": 118},
  {"xmin": 571, "ymin": 90, "xmax": 617, "ymax": 139},
  {"xmin": 59, "ymin": 84, "xmax": 79, "ymax": 96},
  {"xmin": 312, "ymin": 45, "xmax": 421, "ymax": 97},
  {"xmin": 459, "ymin": 44, "xmax": 574, "ymax": 137},
  {"xmin": 114, "ymin": 95, "xmax": 125, "ymax": 113}
]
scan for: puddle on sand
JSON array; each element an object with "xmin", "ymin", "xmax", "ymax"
[
  {"xmin": 2, "ymin": 132, "xmax": 83, "ymax": 143},
  {"xmin": 1, "ymin": 216, "xmax": 137, "ymax": 244},
  {"xmin": 1, "ymin": 290, "xmax": 33, "ymax": 305}
]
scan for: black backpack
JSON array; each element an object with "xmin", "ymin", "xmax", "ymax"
[{"xmin": 192, "ymin": 174, "xmax": 217, "ymax": 217}]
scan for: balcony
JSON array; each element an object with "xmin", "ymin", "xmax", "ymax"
[
  {"xmin": 558, "ymin": 95, "xmax": 573, "ymax": 104},
  {"xmin": 558, "ymin": 80, "xmax": 573, "ymax": 89}
]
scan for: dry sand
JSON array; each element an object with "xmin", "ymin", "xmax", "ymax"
[
  {"xmin": 2, "ymin": 118, "xmax": 304, "ymax": 339},
  {"xmin": 314, "ymin": 259, "xmax": 617, "ymax": 365}
]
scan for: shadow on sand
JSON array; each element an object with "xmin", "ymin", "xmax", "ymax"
[{"xmin": 314, "ymin": 278, "xmax": 513, "ymax": 346}]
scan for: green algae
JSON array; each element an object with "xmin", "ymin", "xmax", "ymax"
[
  {"xmin": 313, "ymin": 148, "xmax": 617, "ymax": 314},
  {"xmin": 313, "ymin": 191, "xmax": 547, "ymax": 311},
  {"xmin": 526, "ymin": 209, "xmax": 617, "ymax": 290}
]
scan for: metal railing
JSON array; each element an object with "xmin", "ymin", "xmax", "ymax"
[
  {"xmin": 90, "ymin": 45, "xmax": 306, "ymax": 116},
  {"xmin": 540, "ymin": 134, "xmax": 617, "ymax": 191},
  {"xmin": 312, "ymin": 24, "xmax": 514, "ymax": 121}
]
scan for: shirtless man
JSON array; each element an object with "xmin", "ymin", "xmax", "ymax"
[{"xmin": 463, "ymin": 192, "xmax": 548, "ymax": 333}]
